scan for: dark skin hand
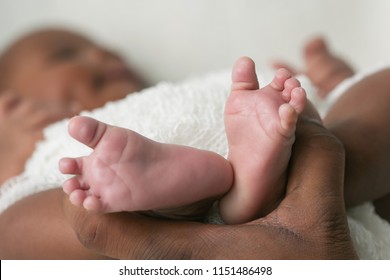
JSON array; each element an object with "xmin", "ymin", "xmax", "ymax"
[{"xmin": 63, "ymin": 117, "xmax": 358, "ymax": 259}]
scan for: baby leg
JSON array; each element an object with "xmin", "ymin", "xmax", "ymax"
[
  {"xmin": 59, "ymin": 116, "xmax": 233, "ymax": 214},
  {"xmin": 219, "ymin": 57, "xmax": 307, "ymax": 224}
]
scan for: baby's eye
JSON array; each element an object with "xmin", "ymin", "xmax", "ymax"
[{"xmin": 52, "ymin": 47, "xmax": 77, "ymax": 61}]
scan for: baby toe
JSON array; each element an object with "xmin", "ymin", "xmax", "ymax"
[
  {"xmin": 68, "ymin": 116, "xmax": 108, "ymax": 149},
  {"xmin": 289, "ymin": 87, "xmax": 307, "ymax": 114},
  {"xmin": 282, "ymin": 78, "xmax": 301, "ymax": 101},
  {"xmin": 62, "ymin": 177, "xmax": 81, "ymax": 195},
  {"xmin": 279, "ymin": 104, "xmax": 298, "ymax": 137},
  {"xmin": 270, "ymin": 68, "xmax": 292, "ymax": 91},
  {"xmin": 231, "ymin": 56, "xmax": 260, "ymax": 92},
  {"xmin": 83, "ymin": 196, "xmax": 105, "ymax": 212},
  {"xmin": 69, "ymin": 189, "xmax": 88, "ymax": 207},
  {"xmin": 59, "ymin": 157, "xmax": 83, "ymax": 175}
]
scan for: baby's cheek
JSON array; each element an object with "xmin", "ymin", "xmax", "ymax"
[{"xmin": 30, "ymin": 70, "xmax": 75, "ymax": 103}]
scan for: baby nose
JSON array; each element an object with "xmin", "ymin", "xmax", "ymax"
[{"xmin": 84, "ymin": 46, "xmax": 109, "ymax": 65}]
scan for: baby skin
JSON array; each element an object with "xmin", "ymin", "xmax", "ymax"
[{"xmin": 59, "ymin": 57, "xmax": 306, "ymax": 224}]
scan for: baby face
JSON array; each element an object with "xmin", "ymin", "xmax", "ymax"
[{"xmin": 2, "ymin": 29, "xmax": 145, "ymax": 111}]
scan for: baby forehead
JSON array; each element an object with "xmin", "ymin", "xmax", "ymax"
[
  {"xmin": 0, "ymin": 30, "xmax": 95, "ymax": 78},
  {"xmin": 18, "ymin": 30, "xmax": 93, "ymax": 51},
  {"xmin": 3, "ymin": 30, "xmax": 93, "ymax": 60}
]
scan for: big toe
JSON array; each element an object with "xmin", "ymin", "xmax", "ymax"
[
  {"xmin": 68, "ymin": 116, "xmax": 107, "ymax": 148},
  {"xmin": 231, "ymin": 56, "xmax": 259, "ymax": 92}
]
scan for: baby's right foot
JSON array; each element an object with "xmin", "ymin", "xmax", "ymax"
[{"xmin": 220, "ymin": 57, "xmax": 306, "ymax": 224}]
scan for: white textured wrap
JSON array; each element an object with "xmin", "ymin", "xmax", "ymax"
[{"xmin": 1, "ymin": 68, "xmax": 389, "ymax": 259}]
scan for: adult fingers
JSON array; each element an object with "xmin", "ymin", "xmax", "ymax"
[
  {"xmin": 262, "ymin": 117, "xmax": 357, "ymax": 258},
  {"xmin": 63, "ymin": 197, "xmax": 221, "ymax": 259}
]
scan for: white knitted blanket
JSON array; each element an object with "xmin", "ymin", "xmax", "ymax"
[{"xmin": 1, "ymin": 68, "xmax": 389, "ymax": 259}]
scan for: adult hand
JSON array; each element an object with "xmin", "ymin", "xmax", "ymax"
[
  {"xmin": 0, "ymin": 91, "xmax": 78, "ymax": 184},
  {"xmin": 63, "ymin": 117, "xmax": 358, "ymax": 259}
]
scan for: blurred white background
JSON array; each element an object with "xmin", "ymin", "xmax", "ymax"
[{"xmin": 1, "ymin": 0, "xmax": 389, "ymax": 84}]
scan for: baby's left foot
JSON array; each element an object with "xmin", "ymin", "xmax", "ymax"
[
  {"xmin": 220, "ymin": 57, "xmax": 307, "ymax": 224},
  {"xmin": 59, "ymin": 116, "xmax": 232, "ymax": 214},
  {"xmin": 59, "ymin": 116, "xmax": 169, "ymax": 213}
]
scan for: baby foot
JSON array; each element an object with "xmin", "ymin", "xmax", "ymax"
[
  {"xmin": 60, "ymin": 116, "xmax": 232, "ymax": 213},
  {"xmin": 219, "ymin": 57, "xmax": 306, "ymax": 224},
  {"xmin": 60, "ymin": 116, "xmax": 156, "ymax": 212}
]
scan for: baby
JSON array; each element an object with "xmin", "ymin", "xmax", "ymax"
[
  {"xmin": 0, "ymin": 29, "xmax": 146, "ymax": 184},
  {"xmin": 0, "ymin": 28, "xmax": 307, "ymax": 224},
  {"xmin": 0, "ymin": 28, "xmax": 343, "ymax": 225},
  {"xmin": 5, "ymin": 28, "xmax": 390, "ymax": 260},
  {"xmin": 59, "ymin": 57, "xmax": 307, "ymax": 224}
]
